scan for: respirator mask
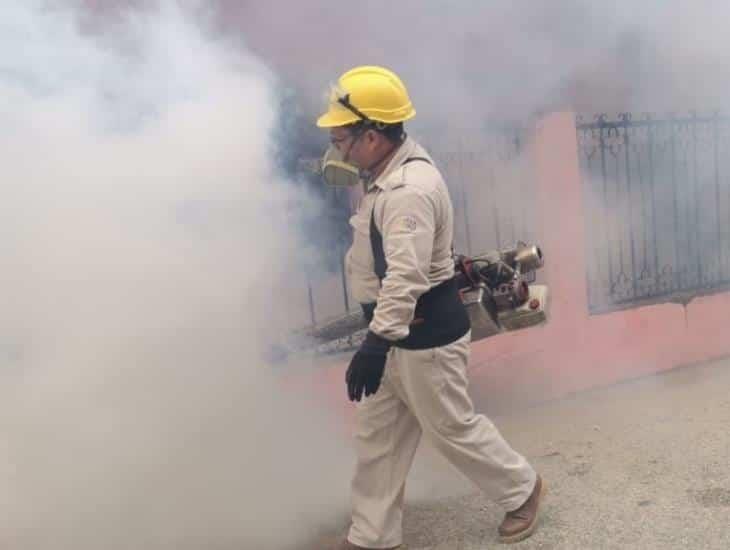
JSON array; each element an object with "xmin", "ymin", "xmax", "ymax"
[{"xmin": 321, "ymin": 145, "xmax": 361, "ymax": 188}]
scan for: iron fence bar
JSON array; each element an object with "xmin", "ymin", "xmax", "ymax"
[
  {"xmin": 725, "ymin": 122, "xmax": 730, "ymax": 277},
  {"xmin": 635, "ymin": 131, "xmax": 649, "ymax": 280},
  {"xmin": 647, "ymin": 120, "xmax": 660, "ymax": 286},
  {"xmin": 599, "ymin": 128, "xmax": 614, "ymax": 289},
  {"xmin": 680, "ymin": 126, "xmax": 692, "ymax": 288},
  {"xmin": 670, "ymin": 121, "xmax": 682, "ymax": 290},
  {"xmin": 724, "ymin": 124, "xmax": 730, "ymax": 278},
  {"xmin": 713, "ymin": 114, "xmax": 723, "ymax": 280},
  {"xmin": 691, "ymin": 114, "xmax": 703, "ymax": 286},
  {"xmin": 613, "ymin": 133, "xmax": 626, "ymax": 296},
  {"xmin": 622, "ymin": 116, "xmax": 639, "ymax": 299}
]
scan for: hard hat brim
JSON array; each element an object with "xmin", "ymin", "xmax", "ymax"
[{"xmin": 316, "ymin": 109, "xmax": 361, "ymax": 128}]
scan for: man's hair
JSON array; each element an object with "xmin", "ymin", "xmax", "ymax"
[
  {"xmin": 378, "ymin": 122, "xmax": 405, "ymax": 143},
  {"xmin": 346, "ymin": 121, "xmax": 405, "ymax": 144}
]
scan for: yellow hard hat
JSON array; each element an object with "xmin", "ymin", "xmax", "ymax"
[{"xmin": 316, "ymin": 66, "xmax": 416, "ymax": 128}]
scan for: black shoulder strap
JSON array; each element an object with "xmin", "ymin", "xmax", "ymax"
[
  {"xmin": 370, "ymin": 211, "xmax": 387, "ymax": 281},
  {"xmin": 402, "ymin": 156, "xmax": 432, "ymax": 166},
  {"xmin": 369, "ymin": 156, "xmax": 432, "ymax": 281}
]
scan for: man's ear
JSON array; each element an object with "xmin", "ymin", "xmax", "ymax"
[{"xmin": 364, "ymin": 129, "xmax": 378, "ymax": 145}]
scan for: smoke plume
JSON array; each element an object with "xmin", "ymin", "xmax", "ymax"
[
  {"xmin": 1, "ymin": 3, "xmax": 352, "ymax": 549},
  {"xmin": 216, "ymin": 0, "xmax": 730, "ymax": 126}
]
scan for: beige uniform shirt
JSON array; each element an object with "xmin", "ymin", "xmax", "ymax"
[{"xmin": 345, "ymin": 137, "xmax": 456, "ymax": 341}]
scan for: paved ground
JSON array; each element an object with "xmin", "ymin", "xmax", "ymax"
[{"xmin": 315, "ymin": 356, "xmax": 730, "ymax": 549}]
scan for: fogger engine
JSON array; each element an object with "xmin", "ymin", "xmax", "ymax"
[{"xmin": 455, "ymin": 242, "xmax": 548, "ymax": 342}]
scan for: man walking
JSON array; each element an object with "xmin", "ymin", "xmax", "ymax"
[{"xmin": 316, "ymin": 66, "xmax": 545, "ymax": 549}]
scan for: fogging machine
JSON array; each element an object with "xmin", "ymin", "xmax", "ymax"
[{"xmin": 455, "ymin": 242, "xmax": 548, "ymax": 341}]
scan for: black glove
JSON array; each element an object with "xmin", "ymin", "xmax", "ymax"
[{"xmin": 346, "ymin": 330, "xmax": 391, "ymax": 402}]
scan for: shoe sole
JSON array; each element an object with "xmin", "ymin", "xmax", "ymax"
[{"xmin": 498, "ymin": 478, "xmax": 547, "ymax": 544}]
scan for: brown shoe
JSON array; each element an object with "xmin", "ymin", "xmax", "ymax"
[{"xmin": 498, "ymin": 475, "xmax": 546, "ymax": 544}]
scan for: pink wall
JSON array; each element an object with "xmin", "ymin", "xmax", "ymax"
[
  {"xmin": 291, "ymin": 111, "xmax": 730, "ymax": 417},
  {"xmin": 468, "ymin": 112, "xmax": 730, "ymax": 411}
]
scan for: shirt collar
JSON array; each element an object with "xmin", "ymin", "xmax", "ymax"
[{"xmin": 366, "ymin": 136, "xmax": 417, "ymax": 192}]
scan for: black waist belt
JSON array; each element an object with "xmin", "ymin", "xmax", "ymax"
[{"xmin": 360, "ymin": 277, "xmax": 471, "ymax": 350}]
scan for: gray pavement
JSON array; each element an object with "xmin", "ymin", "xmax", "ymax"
[{"xmin": 318, "ymin": 357, "xmax": 730, "ymax": 549}]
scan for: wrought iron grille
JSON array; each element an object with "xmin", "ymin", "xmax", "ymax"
[{"xmin": 577, "ymin": 112, "xmax": 730, "ymax": 313}]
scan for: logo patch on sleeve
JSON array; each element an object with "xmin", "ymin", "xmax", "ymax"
[{"xmin": 401, "ymin": 216, "xmax": 417, "ymax": 232}]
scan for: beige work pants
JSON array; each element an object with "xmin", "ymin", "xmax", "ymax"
[{"xmin": 347, "ymin": 331, "xmax": 536, "ymax": 549}]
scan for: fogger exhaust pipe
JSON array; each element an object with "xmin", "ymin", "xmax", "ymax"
[{"xmin": 514, "ymin": 245, "xmax": 543, "ymax": 273}]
